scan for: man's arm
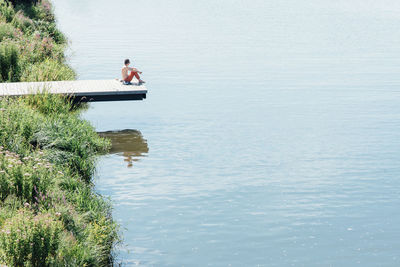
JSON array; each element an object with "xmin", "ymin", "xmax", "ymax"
[{"xmin": 129, "ymin": 67, "xmax": 142, "ymax": 74}]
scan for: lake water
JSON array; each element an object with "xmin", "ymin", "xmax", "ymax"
[{"xmin": 53, "ymin": 0, "xmax": 400, "ymax": 266}]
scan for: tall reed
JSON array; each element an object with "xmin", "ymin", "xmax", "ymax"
[{"xmin": 0, "ymin": 41, "xmax": 20, "ymax": 82}]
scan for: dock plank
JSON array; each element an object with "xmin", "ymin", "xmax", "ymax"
[{"xmin": 0, "ymin": 80, "xmax": 147, "ymax": 102}]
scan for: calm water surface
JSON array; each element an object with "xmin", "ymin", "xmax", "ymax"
[{"xmin": 53, "ymin": 0, "xmax": 400, "ymax": 265}]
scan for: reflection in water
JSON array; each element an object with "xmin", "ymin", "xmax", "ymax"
[{"xmin": 98, "ymin": 129, "xmax": 149, "ymax": 168}]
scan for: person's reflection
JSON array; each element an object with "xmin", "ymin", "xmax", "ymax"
[{"xmin": 98, "ymin": 129, "xmax": 149, "ymax": 167}]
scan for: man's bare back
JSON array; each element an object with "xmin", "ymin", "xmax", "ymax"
[{"xmin": 121, "ymin": 66, "xmax": 137, "ymax": 80}]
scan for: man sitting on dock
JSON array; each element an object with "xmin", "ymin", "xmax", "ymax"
[{"xmin": 121, "ymin": 59, "xmax": 145, "ymax": 85}]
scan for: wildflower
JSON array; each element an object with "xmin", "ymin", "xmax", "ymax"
[
  {"xmin": 41, "ymin": 0, "xmax": 52, "ymax": 12},
  {"xmin": 7, "ymin": 164, "xmax": 13, "ymax": 168},
  {"xmin": 24, "ymin": 173, "xmax": 31, "ymax": 176},
  {"xmin": 41, "ymin": 237, "xmax": 44, "ymax": 241},
  {"xmin": 0, "ymin": 170, "xmax": 5, "ymax": 174},
  {"xmin": 57, "ymin": 171, "xmax": 63, "ymax": 175},
  {"xmin": 55, "ymin": 212, "xmax": 61, "ymax": 217},
  {"xmin": 24, "ymin": 202, "xmax": 30, "ymax": 208}
]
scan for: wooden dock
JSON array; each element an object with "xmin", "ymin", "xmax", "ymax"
[{"xmin": 0, "ymin": 80, "xmax": 147, "ymax": 102}]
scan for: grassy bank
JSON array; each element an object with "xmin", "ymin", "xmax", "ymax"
[{"xmin": 0, "ymin": 0, "xmax": 119, "ymax": 266}]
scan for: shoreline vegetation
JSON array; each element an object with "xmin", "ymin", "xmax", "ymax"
[{"xmin": 0, "ymin": 0, "xmax": 119, "ymax": 266}]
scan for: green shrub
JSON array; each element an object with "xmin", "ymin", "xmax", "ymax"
[
  {"xmin": 12, "ymin": 10, "xmax": 33, "ymax": 33},
  {"xmin": 21, "ymin": 58, "xmax": 75, "ymax": 82},
  {"xmin": 0, "ymin": 21, "xmax": 15, "ymax": 40},
  {"xmin": 0, "ymin": 148, "xmax": 58, "ymax": 203},
  {"xmin": 0, "ymin": 97, "xmax": 110, "ymax": 180},
  {"xmin": 0, "ymin": 97, "xmax": 38, "ymax": 153},
  {"xmin": 17, "ymin": 35, "xmax": 65, "ymax": 65},
  {"xmin": 32, "ymin": 114, "xmax": 110, "ymax": 180},
  {"xmin": 0, "ymin": 0, "xmax": 15, "ymax": 23},
  {"xmin": 86, "ymin": 217, "xmax": 119, "ymax": 266},
  {"xmin": 24, "ymin": 91, "xmax": 73, "ymax": 114},
  {"xmin": 0, "ymin": 41, "xmax": 21, "ymax": 82},
  {"xmin": 0, "ymin": 96, "xmax": 118, "ymax": 265},
  {"xmin": 31, "ymin": 0, "xmax": 54, "ymax": 22},
  {"xmin": 14, "ymin": 0, "xmax": 53, "ymax": 23},
  {"xmin": 0, "ymin": 210, "xmax": 63, "ymax": 267},
  {"xmin": 33, "ymin": 20, "xmax": 65, "ymax": 43}
]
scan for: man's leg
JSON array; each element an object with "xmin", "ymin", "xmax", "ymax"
[{"xmin": 125, "ymin": 71, "xmax": 141, "ymax": 82}]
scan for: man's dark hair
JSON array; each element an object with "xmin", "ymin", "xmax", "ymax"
[{"xmin": 124, "ymin": 59, "xmax": 130, "ymax": 65}]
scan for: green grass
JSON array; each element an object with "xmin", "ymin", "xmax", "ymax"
[
  {"xmin": 0, "ymin": 1, "xmax": 120, "ymax": 266},
  {"xmin": 0, "ymin": 95, "xmax": 118, "ymax": 266},
  {"xmin": 21, "ymin": 58, "xmax": 75, "ymax": 82},
  {"xmin": 0, "ymin": 210, "xmax": 63, "ymax": 266},
  {"xmin": 0, "ymin": 0, "xmax": 73, "ymax": 83},
  {"xmin": 0, "ymin": 40, "xmax": 20, "ymax": 82},
  {"xmin": 0, "ymin": 21, "xmax": 15, "ymax": 40},
  {"xmin": 0, "ymin": 1, "xmax": 15, "ymax": 23}
]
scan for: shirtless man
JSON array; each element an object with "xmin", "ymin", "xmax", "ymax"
[{"xmin": 121, "ymin": 59, "xmax": 145, "ymax": 85}]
